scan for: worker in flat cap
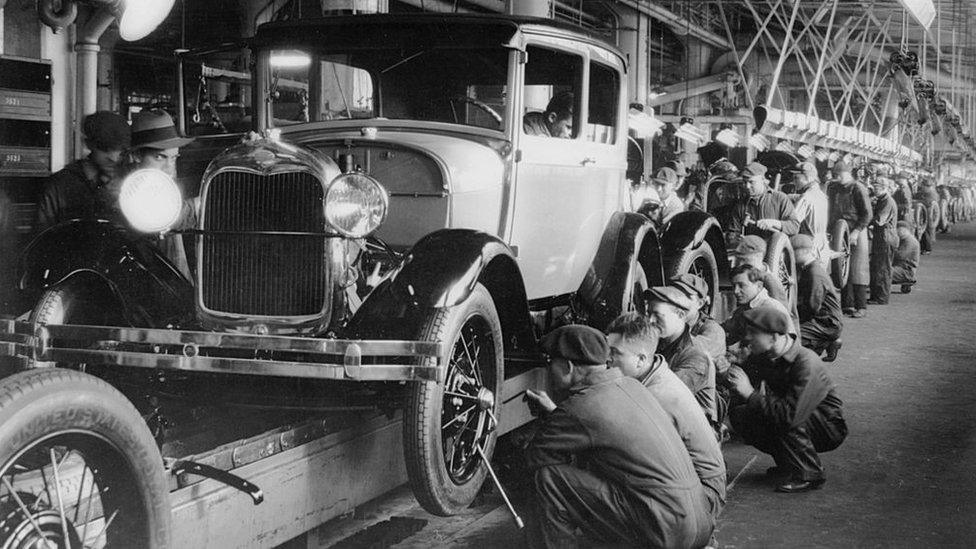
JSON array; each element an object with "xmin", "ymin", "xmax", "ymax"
[
  {"xmin": 731, "ymin": 235, "xmax": 800, "ymax": 329},
  {"xmin": 726, "ymin": 305, "xmax": 848, "ymax": 493},
  {"xmin": 893, "ymin": 171, "xmax": 914, "ymax": 222},
  {"xmin": 868, "ymin": 177, "xmax": 899, "ymax": 305},
  {"xmin": 37, "ymin": 111, "xmax": 132, "ymax": 229},
  {"xmin": 524, "ymin": 325, "xmax": 714, "ymax": 548},
  {"xmin": 788, "ymin": 164, "xmax": 829, "ymax": 266},
  {"xmin": 604, "ymin": 313, "xmax": 726, "ymax": 521},
  {"xmin": 827, "ymin": 160, "xmax": 873, "ymax": 318},
  {"xmin": 670, "ymin": 273, "xmax": 726, "ymax": 363},
  {"xmin": 726, "ymin": 161, "xmax": 800, "ymax": 239},
  {"xmin": 792, "ymin": 234, "xmax": 843, "ymax": 361},
  {"xmin": 891, "ymin": 220, "xmax": 920, "ymax": 294},
  {"xmin": 644, "ymin": 286, "xmax": 717, "ymax": 427},
  {"xmin": 722, "ymin": 263, "xmax": 796, "ymax": 346},
  {"xmin": 646, "ymin": 166, "xmax": 685, "ymax": 226}
]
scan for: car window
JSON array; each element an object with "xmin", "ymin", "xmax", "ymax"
[
  {"xmin": 586, "ymin": 61, "xmax": 618, "ymax": 144},
  {"xmin": 180, "ymin": 52, "xmax": 253, "ymax": 136},
  {"xmin": 522, "ymin": 45, "xmax": 582, "ymax": 139}
]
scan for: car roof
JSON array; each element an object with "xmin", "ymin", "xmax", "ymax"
[{"xmin": 253, "ymin": 13, "xmax": 624, "ymax": 63}]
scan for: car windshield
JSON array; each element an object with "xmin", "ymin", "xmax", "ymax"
[{"xmin": 266, "ymin": 46, "xmax": 510, "ymax": 131}]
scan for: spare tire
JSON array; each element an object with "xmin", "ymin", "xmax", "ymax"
[
  {"xmin": 913, "ymin": 203, "xmax": 927, "ymax": 239},
  {"xmin": 763, "ymin": 232, "xmax": 797, "ymax": 310},
  {"xmin": 928, "ymin": 201, "xmax": 941, "ymax": 234},
  {"xmin": 829, "ymin": 219, "xmax": 851, "ymax": 289}
]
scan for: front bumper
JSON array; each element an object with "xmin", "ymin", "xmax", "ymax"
[{"xmin": 0, "ymin": 321, "xmax": 446, "ymax": 382}]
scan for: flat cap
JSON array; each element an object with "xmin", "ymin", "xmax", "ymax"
[
  {"xmin": 798, "ymin": 162, "xmax": 818, "ymax": 180},
  {"xmin": 646, "ymin": 286, "xmax": 695, "ymax": 311},
  {"xmin": 652, "ymin": 167, "xmax": 678, "ymax": 186},
  {"xmin": 831, "ymin": 160, "xmax": 850, "ymax": 174},
  {"xmin": 82, "ymin": 111, "xmax": 131, "ymax": 152},
  {"xmin": 541, "ymin": 325, "xmax": 609, "ymax": 366},
  {"xmin": 670, "ymin": 273, "xmax": 708, "ymax": 300},
  {"xmin": 742, "ymin": 305, "xmax": 792, "ymax": 335},
  {"xmin": 741, "ymin": 162, "xmax": 767, "ymax": 177},
  {"xmin": 734, "ymin": 234, "xmax": 767, "ymax": 256},
  {"xmin": 790, "ymin": 234, "xmax": 814, "ymax": 250},
  {"xmin": 666, "ymin": 160, "xmax": 688, "ymax": 177}
]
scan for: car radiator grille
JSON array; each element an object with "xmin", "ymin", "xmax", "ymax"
[{"xmin": 201, "ymin": 171, "xmax": 328, "ymax": 316}]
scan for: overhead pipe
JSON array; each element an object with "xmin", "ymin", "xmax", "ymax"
[{"xmin": 37, "ymin": 0, "xmax": 78, "ymax": 32}]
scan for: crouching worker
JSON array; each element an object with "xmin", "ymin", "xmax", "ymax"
[
  {"xmin": 727, "ymin": 307, "xmax": 848, "ymax": 493},
  {"xmin": 792, "ymin": 235, "xmax": 843, "ymax": 362},
  {"xmin": 892, "ymin": 220, "xmax": 921, "ymax": 294},
  {"xmin": 524, "ymin": 325, "xmax": 714, "ymax": 548},
  {"xmin": 606, "ymin": 313, "xmax": 726, "ymax": 520}
]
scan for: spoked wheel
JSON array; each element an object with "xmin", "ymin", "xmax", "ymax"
[
  {"xmin": 829, "ymin": 219, "xmax": 851, "ymax": 289},
  {"xmin": 405, "ymin": 284, "xmax": 503, "ymax": 516},
  {"xmin": 665, "ymin": 244, "xmax": 719, "ymax": 316},
  {"xmin": 764, "ymin": 232, "xmax": 797, "ymax": 310},
  {"xmin": 913, "ymin": 203, "xmax": 927, "ymax": 240},
  {"xmin": 0, "ymin": 369, "xmax": 170, "ymax": 549}
]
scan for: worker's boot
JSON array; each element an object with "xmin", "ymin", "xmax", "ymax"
[{"xmin": 823, "ymin": 339, "xmax": 842, "ymax": 362}]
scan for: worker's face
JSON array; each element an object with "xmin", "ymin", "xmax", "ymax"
[
  {"xmin": 89, "ymin": 147, "xmax": 124, "ymax": 182},
  {"xmin": 732, "ymin": 273, "xmax": 763, "ymax": 305},
  {"xmin": 745, "ymin": 174, "xmax": 767, "ymax": 197},
  {"xmin": 547, "ymin": 356, "xmax": 574, "ymax": 390},
  {"xmin": 607, "ymin": 333, "xmax": 650, "ymax": 379},
  {"xmin": 546, "ymin": 112, "xmax": 573, "ymax": 139},
  {"xmin": 136, "ymin": 147, "xmax": 180, "ymax": 178},
  {"xmin": 653, "ymin": 180, "xmax": 675, "ymax": 199},
  {"xmin": 836, "ymin": 170, "xmax": 853, "ymax": 184},
  {"xmin": 872, "ymin": 180, "xmax": 888, "ymax": 195},
  {"xmin": 742, "ymin": 326, "xmax": 777, "ymax": 358},
  {"xmin": 647, "ymin": 301, "xmax": 687, "ymax": 340}
]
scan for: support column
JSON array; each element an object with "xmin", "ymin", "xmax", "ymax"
[{"xmin": 617, "ymin": 8, "xmax": 647, "ymax": 104}]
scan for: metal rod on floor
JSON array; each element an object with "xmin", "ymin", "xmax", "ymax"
[{"xmin": 479, "ymin": 409, "xmax": 524, "ymax": 529}]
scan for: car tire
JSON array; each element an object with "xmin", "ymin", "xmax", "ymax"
[
  {"xmin": 764, "ymin": 232, "xmax": 797, "ymax": 310},
  {"xmin": 0, "ymin": 368, "xmax": 171, "ymax": 548},
  {"xmin": 829, "ymin": 219, "xmax": 851, "ymax": 289},
  {"xmin": 29, "ymin": 279, "xmax": 121, "ymax": 368},
  {"xmin": 913, "ymin": 203, "xmax": 927, "ymax": 239},
  {"xmin": 665, "ymin": 243, "xmax": 719, "ymax": 317},
  {"xmin": 404, "ymin": 283, "xmax": 503, "ymax": 516},
  {"xmin": 928, "ymin": 202, "xmax": 941, "ymax": 234}
]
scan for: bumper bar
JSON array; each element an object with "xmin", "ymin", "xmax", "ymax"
[{"xmin": 0, "ymin": 321, "xmax": 446, "ymax": 382}]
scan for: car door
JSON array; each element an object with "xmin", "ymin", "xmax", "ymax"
[{"xmin": 508, "ymin": 39, "xmax": 627, "ymax": 300}]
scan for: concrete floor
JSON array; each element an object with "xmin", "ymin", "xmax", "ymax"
[{"xmin": 309, "ymin": 222, "xmax": 976, "ymax": 548}]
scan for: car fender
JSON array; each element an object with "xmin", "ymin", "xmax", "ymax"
[
  {"xmin": 347, "ymin": 229, "xmax": 536, "ymax": 353},
  {"xmin": 577, "ymin": 212, "xmax": 664, "ymax": 330},
  {"xmin": 19, "ymin": 220, "xmax": 195, "ymax": 327},
  {"xmin": 661, "ymin": 211, "xmax": 731, "ymax": 281}
]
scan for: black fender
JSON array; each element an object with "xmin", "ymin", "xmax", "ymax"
[
  {"xmin": 661, "ymin": 211, "xmax": 731, "ymax": 283},
  {"xmin": 19, "ymin": 220, "xmax": 195, "ymax": 327},
  {"xmin": 346, "ymin": 229, "xmax": 536, "ymax": 353},
  {"xmin": 577, "ymin": 212, "xmax": 663, "ymax": 330}
]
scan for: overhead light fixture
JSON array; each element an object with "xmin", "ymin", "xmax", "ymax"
[
  {"xmin": 749, "ymin": 132, "xmax": 770, "ymax": 151},
  {"xmin": 628, "ymin": 105, "xmax": 665, "ymax": 137},
  {"xmin": 796, "ymin": 144, "xmax": 814, "ymax": 159},
  {"xmin": 270, "ymin": 50, "xmax": 312, "ymax": 68},
  {"xmin": 674, "ymin": 117, "xmax": 705, "ymax": 145},
  {"xmin": 715, "ymin": 127, "xmax": 739, "ymax": 148},
  {"xmin": 814, "ymin": 148, "xmax": 829, "ymax": 162},
  {"xmin": 118, "ymin": 0, "xmax": 177, "ymax": 41},
  {"xmin": 896, "ymin": 0, "xmax": 936, "ymax": 29},
  {"xmin": 775, "ymin": 141, "xmax": 795, "ymax": 154}
]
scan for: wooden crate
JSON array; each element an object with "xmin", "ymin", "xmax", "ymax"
[
  {"xmin": 0, "ymin": 89, "xmax": 51, "ymax": 121},
  {"xmin": 0, "ymin": 146, "xmax": 50, "ymax": 177}
]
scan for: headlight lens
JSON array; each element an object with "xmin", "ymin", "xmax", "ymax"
[
  {"xmin": 324, "ymin": 172, "xmax": 389, "ymax": 238},
  {"xmin": 119, "ymin": 168, "xmax": 183, "ymax": 233}
]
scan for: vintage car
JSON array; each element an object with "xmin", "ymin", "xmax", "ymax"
[{"xmin": 0, "ymin": 14, "xmax": 730, "ymax": 546}]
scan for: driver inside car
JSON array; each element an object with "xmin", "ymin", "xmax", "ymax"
[{"xmin": 523, "ymin": 91, "xmax": 574, "ymax": 138}]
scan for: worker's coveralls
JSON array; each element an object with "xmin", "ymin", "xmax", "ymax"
[
  {"xmin": 797, "ymin": 260, "xmax": 843, "ymax": 354},
  {"xmin": 526, "ymin": 369, "xmax": 713, "ymax": 548},
  {"xmin": 869, "ymin": 194, "xmax": 899, "ymax": 304},
  {"xmin": 658, "ymin": 327, "xmax": 716, "ymax": 425},
  {"xmin": 730, "ymin": 339, "xmax": 848, "ymax": 482},
  {"xmin": 827, "ymin": 180, "xmax": 872, "ymax": 311},
  {"xmin": 892, "ymin": 231, "xmax": 921, "ymax": 286}
]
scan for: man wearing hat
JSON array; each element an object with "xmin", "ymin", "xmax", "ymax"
[
  {"xmin": 788, "ymin": 164, "xmax": 829, "ymax": 265},
  {"xmin": 124, "ymin": 109, "xmax": 198, "ymax": 278},
  {"xmin": 37, "ymin": 111, "xmax": 131, "ymax": 229},
  {"xmin": 726, "ymin": 305, "xmax": 848, "ymax": 493},
  {"xmin": 649, "ymin": 166, "xmax": 685, "ymax": 226},
  {"xmin": 893, "ymin": 172, "xmax": 914, "ymax": 222},
  {"xmin": 732, "ymin": 235, "xmax": 800, "ymax": 330},
  {"xmin": 723, "ymin": 263, "xmax": 796, "ymax": 346},
  {"xmin": 868, "ymin": 177, "xmax": 899, "ymax": 304},
  {"xmin": 605, "ymin": 313, "xmax": 726, "ymax": 520},
  {"xmin": 827, "ymin": 160, "xmax": 873, "ymax": 318},
  {"xmin": 670, "ymin": 273, "xmax": 726, "ymax": 362},
  {"xmin": 727, "ymin": 161, "xmax": 800, "ymax": 237},
  {"xmin": 524, "ymin": 325, "xmax": 714, "ymax": 548},
  {"xmin": 891, "ymin": 220, "xmax": 920, "ymax": 293},
  {"xmin": 645, "ymin": 286, "xmax": 716, "ymax": 426},
  {"xmin": 792, "ymin": 234, "xmax": 843, "ymax": 361}
]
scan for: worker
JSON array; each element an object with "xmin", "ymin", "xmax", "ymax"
[
  {"xmin": 916, "ymin": 179, "xmax": 940, "ymax": 254},
  {"xmin": 727, "ymin": 162, "xmax": 800, "ymax": 238},
  {"xmin": 645, "ymin": 286, "xmax": 716, "ymax": 426},
  {"xmin": 524, "ymin": 325, "xmax": 713, "ymax": 548},
  {"xmin": 670, "ymin": 273, "xmax": 726, "ymax": 362},
  {"xmin": 37, "ymin": 111, "xmax": 131, "ymax": 229},
  {"xmin": 891, "ymin": 220, "xmax": 921, "ymax": 294},
  {"xmin": 649, "ymin": 167, "xmax": 685, "ymax": 226},
  {"xmin": 605, "ymin": 312, "xmax": 726, "ymax": 519},
  {"xmin": 727, "ymin": 306, "xmax": 848, "ymax": 493},
  {"xmin": 731, "ymin": 235, "xmax": 800, "ymax": 330},
  {"xmin": 868, "ymin": 177, "xmax": 899, "ymax": 305},
  {"xmin": 523, "ymin": 91, "xmax": 574, "ymax": 138},
  {"xmin": 789, "ymin": 164, "xmax": 829, "ymax": 265},
  {"xmin": 791, "ymin": 234, "xmax": 843, "ymax": 362},
  {"xmin": 826, "ymin": 160, "xmax": 872, "ymax": 318},
  {"xmin": 892, "ymin": 172, "xmax": 914, "ymax": 222},
  {"xmin": 722, "ymin": 263, "xmax": 795, "ymax": 346}
]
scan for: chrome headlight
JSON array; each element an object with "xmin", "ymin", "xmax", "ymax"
[
  {"xmin": 119, "ymin": 168, "xmax": 183, "ymax": 233},
  {"xmin": 324, "ymin": 172, "xmax": 389, "ymax": 238}
]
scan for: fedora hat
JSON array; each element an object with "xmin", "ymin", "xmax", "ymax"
[{"xmin": 131, "ymin": 109, "xmax": 194, "ymax": 150}]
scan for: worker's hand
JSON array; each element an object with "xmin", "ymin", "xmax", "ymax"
[
  {"xmin": 756, "ymin": 218, "xmax": 781, "ymax": 231},
  {"xmin": 524, "ymin": 389, "xmax": 557, "ymax": 416},
  {"xmin": 727, "ymin": 365, "xmax": 755, "ymax": 399}
]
